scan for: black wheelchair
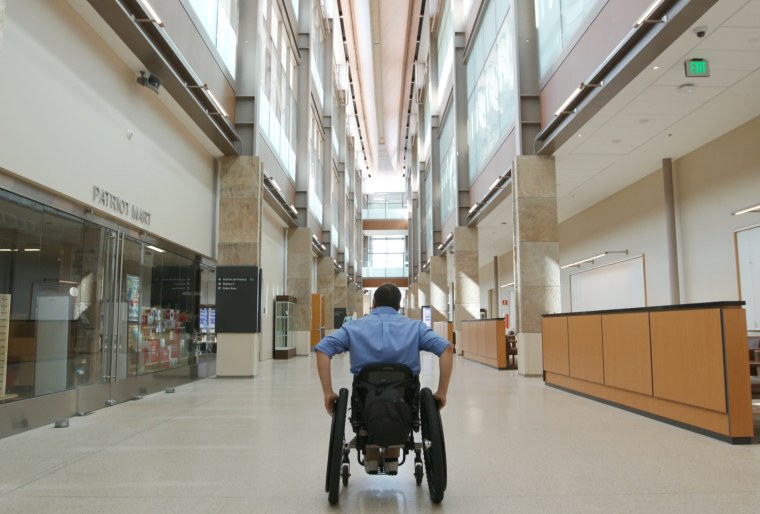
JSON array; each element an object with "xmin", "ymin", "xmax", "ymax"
[{"xmin": 325, "ymin": 363, "xmax": 447, "ymax": 505}]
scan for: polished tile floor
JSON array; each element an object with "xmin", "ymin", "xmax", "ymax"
[{"xmin": 1, "ymin": 352, "xmax": 760, "ymax": 513}]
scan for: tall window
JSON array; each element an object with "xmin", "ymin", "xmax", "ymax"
[
  {"xmin": 309, "ymin": 110, "xmax": 324, "ymax": 223},
  {"xmin": 187, "ymin": 0, "xmax": 239, "ymax": 76},
  {"xmin": 436, "ymin": 0, "xmax": 454, "ymax": 90},
  {"xmin": 425, "ymin": 171, "xmax": 433, "ymax": 259},
  {"xmin": 311, "ymin": 0, "xmax": 326, "ymax": 107},
  {"xmin": 535, "ymin": 0, "xmax": 605, "ymax": 79},
  {"xmin": 331, "ymin": 169, "xmax": 339, "ymax": 248},
  {"xmin": 466, "ymin": 1, "xmax": 515, "ymax": 181},
  {"xmin": 439, "ymin": 107, "xmax": 456, "ymax": 223},
  {"xmin": 364, "ymin": 236, "xmax": 408, "ymax": 278},
  {"xmin": 260, "ymin": 0, "xmax": 298, "ymax": 180}
]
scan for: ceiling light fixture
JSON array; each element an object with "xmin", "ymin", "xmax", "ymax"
[
  {"xmin": 634, "ymin": 0, "xmax": 668, "ymax": 28},
  {"xmin": 134, "ymin": 0, "xmax": 164, "ymax": 26},
  {"xmin": 438, "ymin": 233, "xmax": 454, "ymax": 252},
  {"xmin": 732, "ymin": 202, "xmax": 760, "ymax": 216},
  {"xmin": 186, "ymin": 83, "xmax": 228, "ymax": 117},
  {"xmin": 561, "ymin": 250, "xmax": 628, "ymax": 270},
  {"xmin": 146, "ymin": 245, "xmax": 165, "ymax": 253},
  {"xmin": 554, "ymin": 82, "xmax": 604, "ymax": 117},
  {"xmin": 500, "ymin": 282, "xmax": 515, "ymax": 288}
]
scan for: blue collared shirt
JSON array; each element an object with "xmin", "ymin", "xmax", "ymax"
[{"xmin": 314, "ymin": 306, "xmax": 451, "ymax": 375}]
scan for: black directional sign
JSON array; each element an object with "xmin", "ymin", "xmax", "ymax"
[{"xmin": 215, "ymin": 266, "xmax": 261, "ymax": 333}]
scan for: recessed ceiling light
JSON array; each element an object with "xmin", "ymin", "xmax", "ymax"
[
  {"xmin": 612, "ymin": 139, "xmax": 622, "ymax": 144},
  {"xmin": 653, "ymin": 65, "xmax": 660, "ymax": 70},
  {"xmin": 577, "ymin": 134, "xmax": 582, "ymax": 138},
  {"xmin": 639, "ymin": 118, "xmax": 650, "ymax": 124}
]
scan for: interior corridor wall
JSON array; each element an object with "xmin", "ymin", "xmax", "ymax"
[
  {"xmin": 675, "ymin": 115, "xmax": 760, "ymax": 303},
  {"xmin": 557, "ymin": 114, "xmax": 760, "ymax": 313},
  {"xmin": 558, "ymin": 170, "xmax": 671, "ymax": 312},
  {"xmin": 260, "ymin": 205, "xmax": 287, "ymax": 361},
  {"xmin": 478, "ymin": 250, "xmax": 515, "ymax": 319},
  {"xmin": 0, "ymin": 0, "xmax": 216, "ymax": 256}
]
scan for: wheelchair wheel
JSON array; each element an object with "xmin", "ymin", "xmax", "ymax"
[
  {"xmin": 420, "ymin": 387, "xmax": 447, "ymax": 503},
  {"xmin": 326, "ymin": 388, "xmax": 348, "ymax": 505}
]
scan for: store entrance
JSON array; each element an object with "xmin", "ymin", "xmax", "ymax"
[{"xmin": 76, "ymin": 227, "xmax": 141, "ymax": 413}]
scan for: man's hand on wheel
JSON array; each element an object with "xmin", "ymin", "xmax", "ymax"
[
  {"xmin": 433, "ymin": 391, "xmax": 446, "ymax": 409},
  {"xmin": 324, "ymin": 391, "xmax": 338, "ymax": 416}
]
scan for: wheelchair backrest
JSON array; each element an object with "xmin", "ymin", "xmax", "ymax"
[
  {"xmin": 351, "ymin": 363, "xmax": 421, "ymax": 437},
  {"xmin": 357, "ymin": 363, "xmax": 415, "ymax": 386}
]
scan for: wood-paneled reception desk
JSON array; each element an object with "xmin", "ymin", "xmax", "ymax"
[
  {"xmin": 461, "ymin": 319, "xmax": 508, "ymax": 369},
  {"xmin": 542, "ymin": 302, "xmax": 753, "ymax": 443}
]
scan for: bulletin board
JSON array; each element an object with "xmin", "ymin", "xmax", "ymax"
[
  {"xmin": 570, "ymin": 255, "xmax": 647, "ymax": 312},
  {"xmin": 736, "ymin": 225, "xmax": 760, "ymax": 331}
]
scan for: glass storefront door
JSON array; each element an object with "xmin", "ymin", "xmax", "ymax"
[
  {"xmin": 76, "ymin": 227, "xmax": 141, "ymax": 412},
  {"xmin": 0, "ymin": 186, "xmax": 214, "ymax": 435}
]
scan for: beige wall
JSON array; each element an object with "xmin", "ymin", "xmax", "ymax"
[
  {"xmin": 557, "ymin": 114, "xmax": 760, "ymax": 312},
  {"xmin": 260, "ymin": 206, "xmax": 287, "ymax": 361},
  {"xmin": 676, "ymin": 115, "xmax": 760, "ymax": 303},
  {"xmin": 559, "ymin": 170, "xmax": 670, "ymax": 312},
  {"xmin": 0, "ymin": 0, "xmax": 217, "ymax": 256}
]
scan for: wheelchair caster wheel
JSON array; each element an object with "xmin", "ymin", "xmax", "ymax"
[
  {"xmin": 341, "ymin": 462, "xmax": 350, "ymax": 486},
  {"xmin": 414, "ymin": 462, "xmax": 423, "ymax": 486}
]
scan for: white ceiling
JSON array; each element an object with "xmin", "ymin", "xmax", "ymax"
[
  {"xmin": 358, "ymin": 0, "xmax": 760, "ymax": 267},
  {"xmin": 476, "ymin": 0, "xmax": 760, "ymax": 267}
]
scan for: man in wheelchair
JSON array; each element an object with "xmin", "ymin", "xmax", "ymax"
[{"xmin": 315, "ymin": 283, "xmax": 452, "ymax": 493}]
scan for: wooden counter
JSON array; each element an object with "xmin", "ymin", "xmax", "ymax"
[
  {"xmin": 461, "ymin": 319, "xmax": 507, "ymax": 369},
  {"xmin": 542, "ymin": 302, "xmax": 753, "ymax": 443}
]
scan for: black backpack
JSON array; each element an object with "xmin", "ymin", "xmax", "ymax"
[{"xmin": 363, "ymin": 382, "xmax": 412, "ymax": 446}]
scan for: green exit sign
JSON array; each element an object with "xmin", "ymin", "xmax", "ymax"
[{"xmin": 685, "ymin": 58, "xmax": 710, "ymax": 77}]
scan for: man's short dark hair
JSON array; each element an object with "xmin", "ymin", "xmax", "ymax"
[{"xmin": 374, "ymin": 283, "xmax": 402, "ymax": 310}]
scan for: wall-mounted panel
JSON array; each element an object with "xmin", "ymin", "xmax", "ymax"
[
  {"xmin": 542, "ymin": 316, "xmax": 569, "ymax": 375},
  {"xmin": 650, "ymin": 309, "xmax": 726, "ymax": 413},
  {"xmin": 568, "ymin": 315, "xmax": 604, "ymax": 384},
  {"xmin": 602, "ymin": 312, "xmax": 652, "ymax": 395}
]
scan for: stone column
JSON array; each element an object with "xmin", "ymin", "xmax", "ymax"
[
  {"xmin": 356, "ymin": 289, "xmax": 365, "ymax": 317},
  {"xmin": 418, "ymin": 272, "xmax": 430, "ymax": 312},
  {"xmin": 287, "ymin": 227, "xmax": 312, "ymax": 355},
  {"xmin": 451, "ymin": 227, "xmax": 480, "ymax": 347},
  {"xmin": 334, "ymin": 271, "xmax": 348, "ymax": 327},
  {"xmin": 317, "ymin": 256, "xmax": 335, "ymax": 332},
  {"xmin": 512, "ymin": 155, "xmax": 560, "ymax": 376},
  {"xmin": 217, "ymin": 156, "xmax": 263, "ymax": 377},
  {"xmin": 347, "ymin": 283, "xmax": 357, "ymax": 317},
  {"xmin": 407, "ymin": 283, "xmax": 419, "ymax": 320},
  {"xmin": 430, "ymin": 255, "xmax": 448, "ymax": 324}
]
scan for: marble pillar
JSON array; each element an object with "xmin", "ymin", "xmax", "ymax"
[
  {"xmin": 334, "ymin": 271, "xmax": 348, "ymax": 324},
  {"xmin": 452, "ymin": 227, "xmax": 480, "ymax": 348},
  {"xmin": 287, "ymin": 227, "xmax": 312, "ymax": 355},
  {"xmin": 347, "ymin": 284, "xmax": 357, "ymax": 317},
  {"xmin": 429, "ymin": 256, "xmax": 448, "ymax": 324},
  {"xmin": 407, "ymin": 283, "xmax": 419, "ymax": 320},
  {"xmin": 217, "ymin": 156, "xmax": 263, "ymax": 377},
  {"xmin": 512, "ymin": 155, "xmax": 560, "ymax": 376},
  {"xmin": 317, "ymin": 257, "xmax": 335, "ymax": 332},
  {"xmin": 418, "ymin": 272, "xmax": 430, "ymax": 312},
  {"xmin": 355, "ymin": 288, "xmax": 365, "ymax": 317}
]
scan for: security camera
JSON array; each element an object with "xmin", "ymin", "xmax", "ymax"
[
  {"xmin": 137, "ymin": 71, "xmax": 162, "ymax": 94},
  {"xmin": 694, "ymin": 26, "xmax": 707, "ymax": 38}
]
